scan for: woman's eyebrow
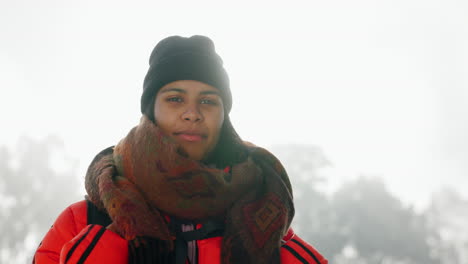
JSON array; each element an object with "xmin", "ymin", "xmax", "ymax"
[
  {"xmin": 200, "ymin": 90, "xmax": 221, "ymax": 96},
  {"xmin": 160, "ymin": 88, "xmax": 186, "ymax": 94}
]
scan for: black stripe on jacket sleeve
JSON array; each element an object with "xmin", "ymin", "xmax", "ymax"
[
  {"xmin": 77, "ymin": 225, "xmax": 107, "ymax": 264},
  {"xmin": 292, "ymin": 239, "xmax": 321, "ymax": 264},
  {"xmin": 65, "ymin": 225, "xmax": 96, "ymax": 263},
  {"xmin": 283, "ymin": 244, "xmax": 309, "ymax": 264}
]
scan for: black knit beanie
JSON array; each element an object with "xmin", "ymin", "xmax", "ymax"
[{"xmin": 141, "ymin": 35, "xmax": 232, "ymax": 120}]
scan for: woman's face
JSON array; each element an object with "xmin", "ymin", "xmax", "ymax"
[{"xmin": 154, "ymin": 80, "xmax": 225, "ymax": 161}]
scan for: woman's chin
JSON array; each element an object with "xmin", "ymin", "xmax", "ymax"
[{"xmin": 181, "ymin": 147, "xmax": 206, "ymax": 161}]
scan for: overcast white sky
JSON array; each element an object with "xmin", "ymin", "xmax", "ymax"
[{"xmin": 1, "ymin": 0, "xmax": 467, "ymax": 209}]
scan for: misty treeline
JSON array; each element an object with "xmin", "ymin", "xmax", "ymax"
[{"xmin": 1, "ymin": 138, "xmax": 467, "ymax": 264}]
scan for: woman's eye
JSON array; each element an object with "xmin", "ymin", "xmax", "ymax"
[
  {"xmin": 167, "ymin": 97, "xmax": 183, "ymax": 103},
  {"xmin": 201, "ymin": 98, "xmax": 217, "ymax": 105}
]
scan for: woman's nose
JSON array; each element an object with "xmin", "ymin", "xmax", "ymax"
[{"xmin": 181, "ymin": 105, "xmax": 203, "ymax": 122}]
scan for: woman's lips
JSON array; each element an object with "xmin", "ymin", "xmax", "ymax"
[{"xmin": 175, "ymin": 133, "xmax": 204, "ymax": 142}]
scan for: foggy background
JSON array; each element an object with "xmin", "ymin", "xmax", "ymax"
[{"xmin": 1, "ymin": 0, "xmax": 467, "ymax": 263}]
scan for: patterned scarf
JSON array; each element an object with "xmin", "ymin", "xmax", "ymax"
[{"xmin": 85, "ymin": 116, "xmax": 294, "ymax": 263}]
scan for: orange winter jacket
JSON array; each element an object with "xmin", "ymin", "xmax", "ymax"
[{"xmin": 34, "ymin": 200, "xmax": 328, "ymax": 264}]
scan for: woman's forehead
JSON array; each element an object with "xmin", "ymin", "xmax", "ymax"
[{"xmin": 158, "ymin": 80, "xmax": 221, "ymax": 96}]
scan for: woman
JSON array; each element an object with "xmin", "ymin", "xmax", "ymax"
[{"xmin": 34, "ymin": 35, "xmax": 328, "ymax": 264}]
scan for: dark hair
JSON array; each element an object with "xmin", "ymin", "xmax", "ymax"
[{"xmin": 203, "ymin": 116, "xmax": 249, "ymax": 169}]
